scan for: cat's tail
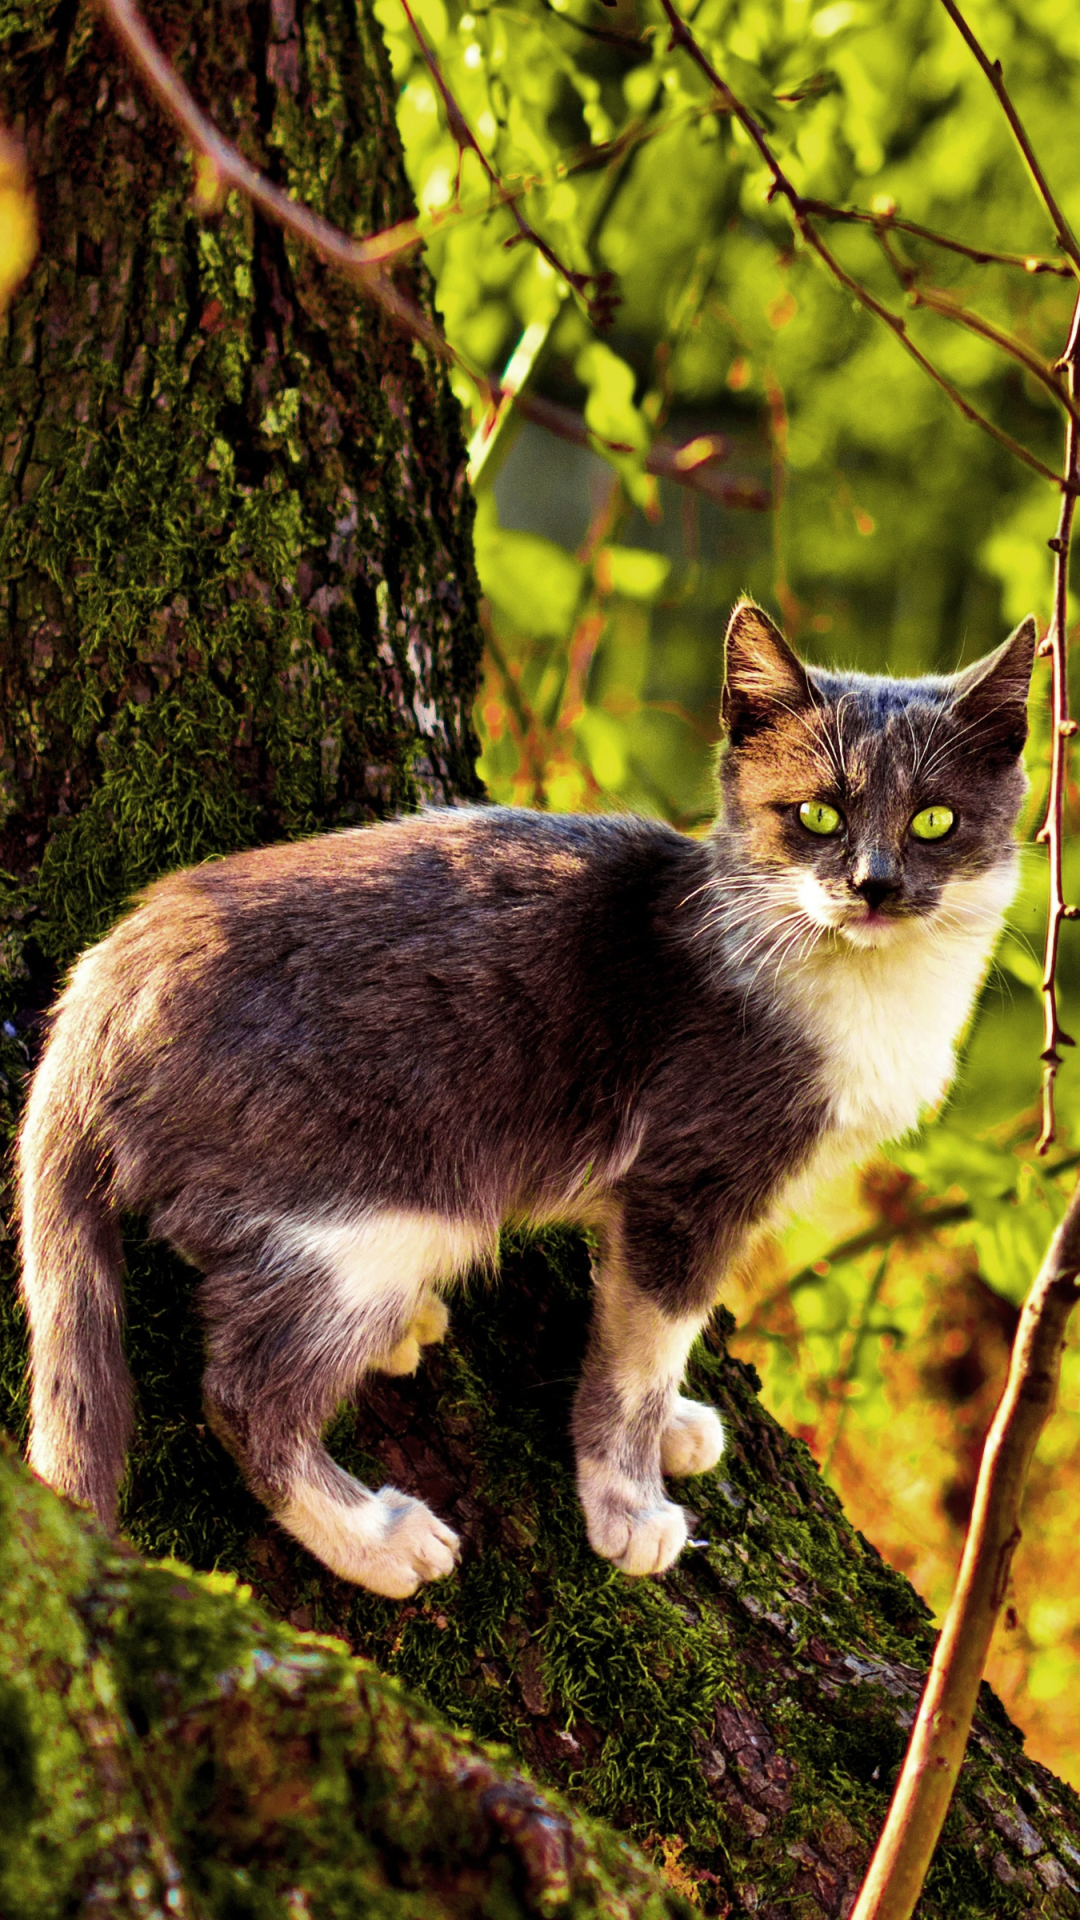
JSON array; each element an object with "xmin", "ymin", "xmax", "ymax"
[{"xmin": 17, "ymin": 985, "xmax": 130, "ymax": 1532}]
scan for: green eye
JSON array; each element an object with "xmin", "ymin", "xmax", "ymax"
[
  {"xmin": 911, "ymin": 805, "xmax": 955, "ymax": 842},
  {"xmin": 798, "ymin": 801, "xmax": 843, "ymax": 837}
]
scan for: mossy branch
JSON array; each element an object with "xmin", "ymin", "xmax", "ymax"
[{"xmin": 0, "ymin": 1439, "xmax": 689, "ymax": 1920}]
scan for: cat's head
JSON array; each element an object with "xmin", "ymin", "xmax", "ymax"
[{"xmin": 717, "ymin": 600, "xmax": 1037, "ymax": 954}]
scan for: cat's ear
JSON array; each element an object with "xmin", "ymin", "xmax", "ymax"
[
  {"xmin": 951, "ymin": 615, "xmax": 1038, "ymax": 757},
  {"xmin": 722, "ymin": 600, "xmax": 812, "ymax": 744}
]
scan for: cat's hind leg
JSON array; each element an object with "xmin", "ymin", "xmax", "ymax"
[
  {"xmin": 377, "ymin": 1289, "xmax": 451, "ymax": 1377},
  {"xmin": 572, "ymin": 1205, "xmax": 723, "ymax": 1577},
  {"xmin": 198, "ymin": 1210, "xmax": 482, "ymax": 1597}
]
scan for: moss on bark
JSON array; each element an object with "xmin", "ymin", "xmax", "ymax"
[
  {"xmin": 0, "ymin": 1437, "xmax": 692, "ymax": 1919},
  {"xmin": 0, "ymin": 0, "xmax": 482, "ymax": 994}
]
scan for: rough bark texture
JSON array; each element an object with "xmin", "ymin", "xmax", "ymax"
[
  {"xmin": 4, "ymin": 5, "xmax": 1080, "ymax": 1919},
  {"xmin": 0, "ymin": 0, "xmax": 482, "ymax": 998},
  {"xmin": 0, "ymin": 1436, "xmax": 690, "ymax": 1919}
]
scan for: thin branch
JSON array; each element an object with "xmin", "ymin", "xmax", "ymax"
[
  {"xmin": 1035, "ymin": 286, "xmax": 1080, "ymax": 1152},
  {"xmin": 908, "ymin": 284, "xmax": 1080, "ymax": 426},
  {"xmin": 655, "ymin": 0, "xmax": 1075, "ymax": 493},
  {"xmin": 398, "ymin": 0, "xmax": 618, "ymax": 325},
  {"xmin": 937, "ymin": 0, "xmax": 1080, "ymax": 276},
  {"xmin": 802, "ymin": 200, "xmax": 1073, "ymax": 277},
  {"xmin": 849, "ymin": 1177, "xmax": 1080, "ymax": 1920},
  {"xmin": 96, "ymin": 0, "xmax": 477, "ymax": 377},
  {"xmin": 516, "ymin": 393, "xmax": 771, "ymax": 508}
]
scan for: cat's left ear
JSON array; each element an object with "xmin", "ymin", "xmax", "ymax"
[
  {"xmin": 722, "ymin": 600, "xmax": 812, "ymax": 745},
  {"xmin": 951, "ymin": 615, "xmax": 1038, "ymax": 757}
]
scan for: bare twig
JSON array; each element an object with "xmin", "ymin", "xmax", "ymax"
[
  {"xmin": 849, "ymin": 1181, "xmax": 1080, "ymax": 1920},
  {"xmin": 95, "ymin": 0, "xmax": 483, "ymax": 376},
  {"xmin": 908, "ymin": 284, "xmax": 1080, "ymax": 425},
  {"xmin": 802, "ymin": 200, "xmax": 1072, "ymax": 277},
  {"xmin": 655, "ymin": 0, "xmax": 1074, "ymax": 493},
  {"xmin": 937, "ymin": 0, "xmax": 1080, "ymax": 276},
  {"xmin": 516, "ymin": 393, "xmax": 771, "ymax": 508},
  {"xmin": 1035, "ymin": 287, "xmax": 1080, "ymax": 1152}
]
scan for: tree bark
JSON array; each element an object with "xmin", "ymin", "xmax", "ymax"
[
  {"xmin": 0, "ymin": 1435, "xmax": 688, "ymax": 1919},
  {"xmin": 0, "ymin": 0, "xmax": 481, "ymax": 999},
  {"xmin": 3, "ymin": 7, "xmax": 1080, "ymax": 1919}
]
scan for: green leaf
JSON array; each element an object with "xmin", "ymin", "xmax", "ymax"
[{"xmin": 474, "ymin": 495, "xmax": 584, "ymax": 641}]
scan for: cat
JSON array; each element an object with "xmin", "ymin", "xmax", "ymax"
[{"xmin": 17, "ymin": 600, "xmax": 1035, "ymax": 1598}]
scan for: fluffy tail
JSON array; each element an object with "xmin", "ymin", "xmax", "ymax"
[{"xmin": 17, "ymin": 1005, "xmax": 130, "ymax": 1530}]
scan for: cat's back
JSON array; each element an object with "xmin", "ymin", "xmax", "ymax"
[
  {"xmin": 58, "ymin": 804, "xmax": 703, "ymax": 1103},
  {"xmin": 51, "ymin": 806, "xmax": 705, "ymax": 1224},
  {"xmin": 114, "ymin": 803, "xmax": 692, "ymax": 969}
]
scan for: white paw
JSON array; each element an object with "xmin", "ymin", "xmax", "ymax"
[
  {"xmin": 379, "ymin": 1333, "xmax": 421, "ymax": 1376},
  {"xmin": 365, "ymin": 1489, "xmax": 460, "ymax": 1597},
  {"xmin": 660, "ymin": 1397, "xmax": 725, "ymax": 1478},
  {"xmin": 278, "ymin": 1480, "xmax": 460, "ymax": 1597},
  {"xmin": 375, "ymin": 1292, "xmax": 450, "ymax": 1375},
  {"xmin": 577, "ymin": 1458, "xmax": 690, "ymax": 1577},
  {"xmin": 412, "ymin": 1293, "xmax": 450, "ymax": 1346}
]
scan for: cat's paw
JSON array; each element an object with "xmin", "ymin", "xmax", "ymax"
[
  {"xmin": 412, "ymin": 1293, "xmax": 450, "ymax": 1346},
  {"xmin": 366, "ymin": 1489, "xmax": 460, "ymax": 1597},
  {"xmin": 660, "ymin": 1397, "xmax": 725, "ymax": 1478},
  {"xmin": 577, "ymin": 1458, "xmax": 689, "ymax": 1576},
  {"xmin": 279, "ymin": 1479, "xmax": 459, "ymax": 1597},
  {"xmin": 377, "ymin": 1292, "xmax": 450, "ymax": 1375}
]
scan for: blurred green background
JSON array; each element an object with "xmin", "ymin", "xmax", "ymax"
[{"xmin": 378, "ymin": 0, "xmax": 1080, "ymax": 1778}]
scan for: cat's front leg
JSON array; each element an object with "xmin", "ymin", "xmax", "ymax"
[
  {"xmin": 660, "ymin": 1395, "xmax": 725, "ymax": 1478},
  {"xmin": 572, "ymin": 1204, "xmax": 723, "ymax": 1577}
]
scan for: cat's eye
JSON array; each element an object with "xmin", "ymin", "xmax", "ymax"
[
  {"xmin": 910, "ymin": 805, "xmax": 955, "ymax": 842},
  {"xmin": 798, "ymin": 801, "xmax": 843, "ymax": 837}
]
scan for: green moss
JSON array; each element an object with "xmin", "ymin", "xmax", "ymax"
[
  {"xmin": 0, "ymin": 0, "xmax": 482, "ymax": 1002},
  {"xmin": 0, "ymin": 1441, "xmax": 691, "ymax": 1919}
]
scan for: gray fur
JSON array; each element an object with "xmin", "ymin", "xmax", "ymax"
[{"xmin": 17, "ymin": 602, "xmax": 1036, "ymax": 1594}]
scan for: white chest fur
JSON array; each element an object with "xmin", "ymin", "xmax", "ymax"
[{"xmin": 772, "ymin": 865, "xmax": 1015, "ymax": 1219}]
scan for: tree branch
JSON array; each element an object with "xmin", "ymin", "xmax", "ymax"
[
  {"xmin": 655, "ymin": 0, "xmax": 1076, "ymax": 493},
  {"xmin": 937, "ymin": 0, "xmax": 1080, "ymax": 276},
  {"xmin": 802, "ymin": 199, "xmax": 1072, "ymax": 277},
  {"xmin": 515, "ymin": 393, "xmax": 771, "ymax": 508},
  {"xmin": 850, "ymin": 1177, "xmax": 1080, "ymax": 1920},
  {"xmin": 907, "ymin": 284, "xmax": 1080, "ymax": 426},
  {"xmin": 1035, "ymin": 287, "xmax": 1080, "ymax": 1152}
]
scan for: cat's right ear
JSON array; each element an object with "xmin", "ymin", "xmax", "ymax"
[{"xmin": 722, "ymin": 600, "xmax": 812, "ymax": 745}]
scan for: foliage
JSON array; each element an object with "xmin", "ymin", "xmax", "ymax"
[{"xmin": 376, "ymin": 0, "xmax": 1080, "ymax": 1782}]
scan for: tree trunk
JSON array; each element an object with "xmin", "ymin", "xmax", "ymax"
[
  {"xmin": 0, "ymin": 1435, "xmax": 688, "ymax": 1919},
  {"xmin": 0, "ymin": 0, "xmax": 482, "ymax": 1002},
  {"xmin": 3, "ymin": 7, "xmax": 1080, "ymax": 1919}
]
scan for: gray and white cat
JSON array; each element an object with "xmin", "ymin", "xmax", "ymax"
[{"xmin": 17, "ymin": 601, "xmax": 1035, "ymax": 1597}]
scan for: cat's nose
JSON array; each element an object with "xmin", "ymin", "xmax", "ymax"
[{"xmin": 850, "ymin": 850, "xmax": 901, "ymax": 911}]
